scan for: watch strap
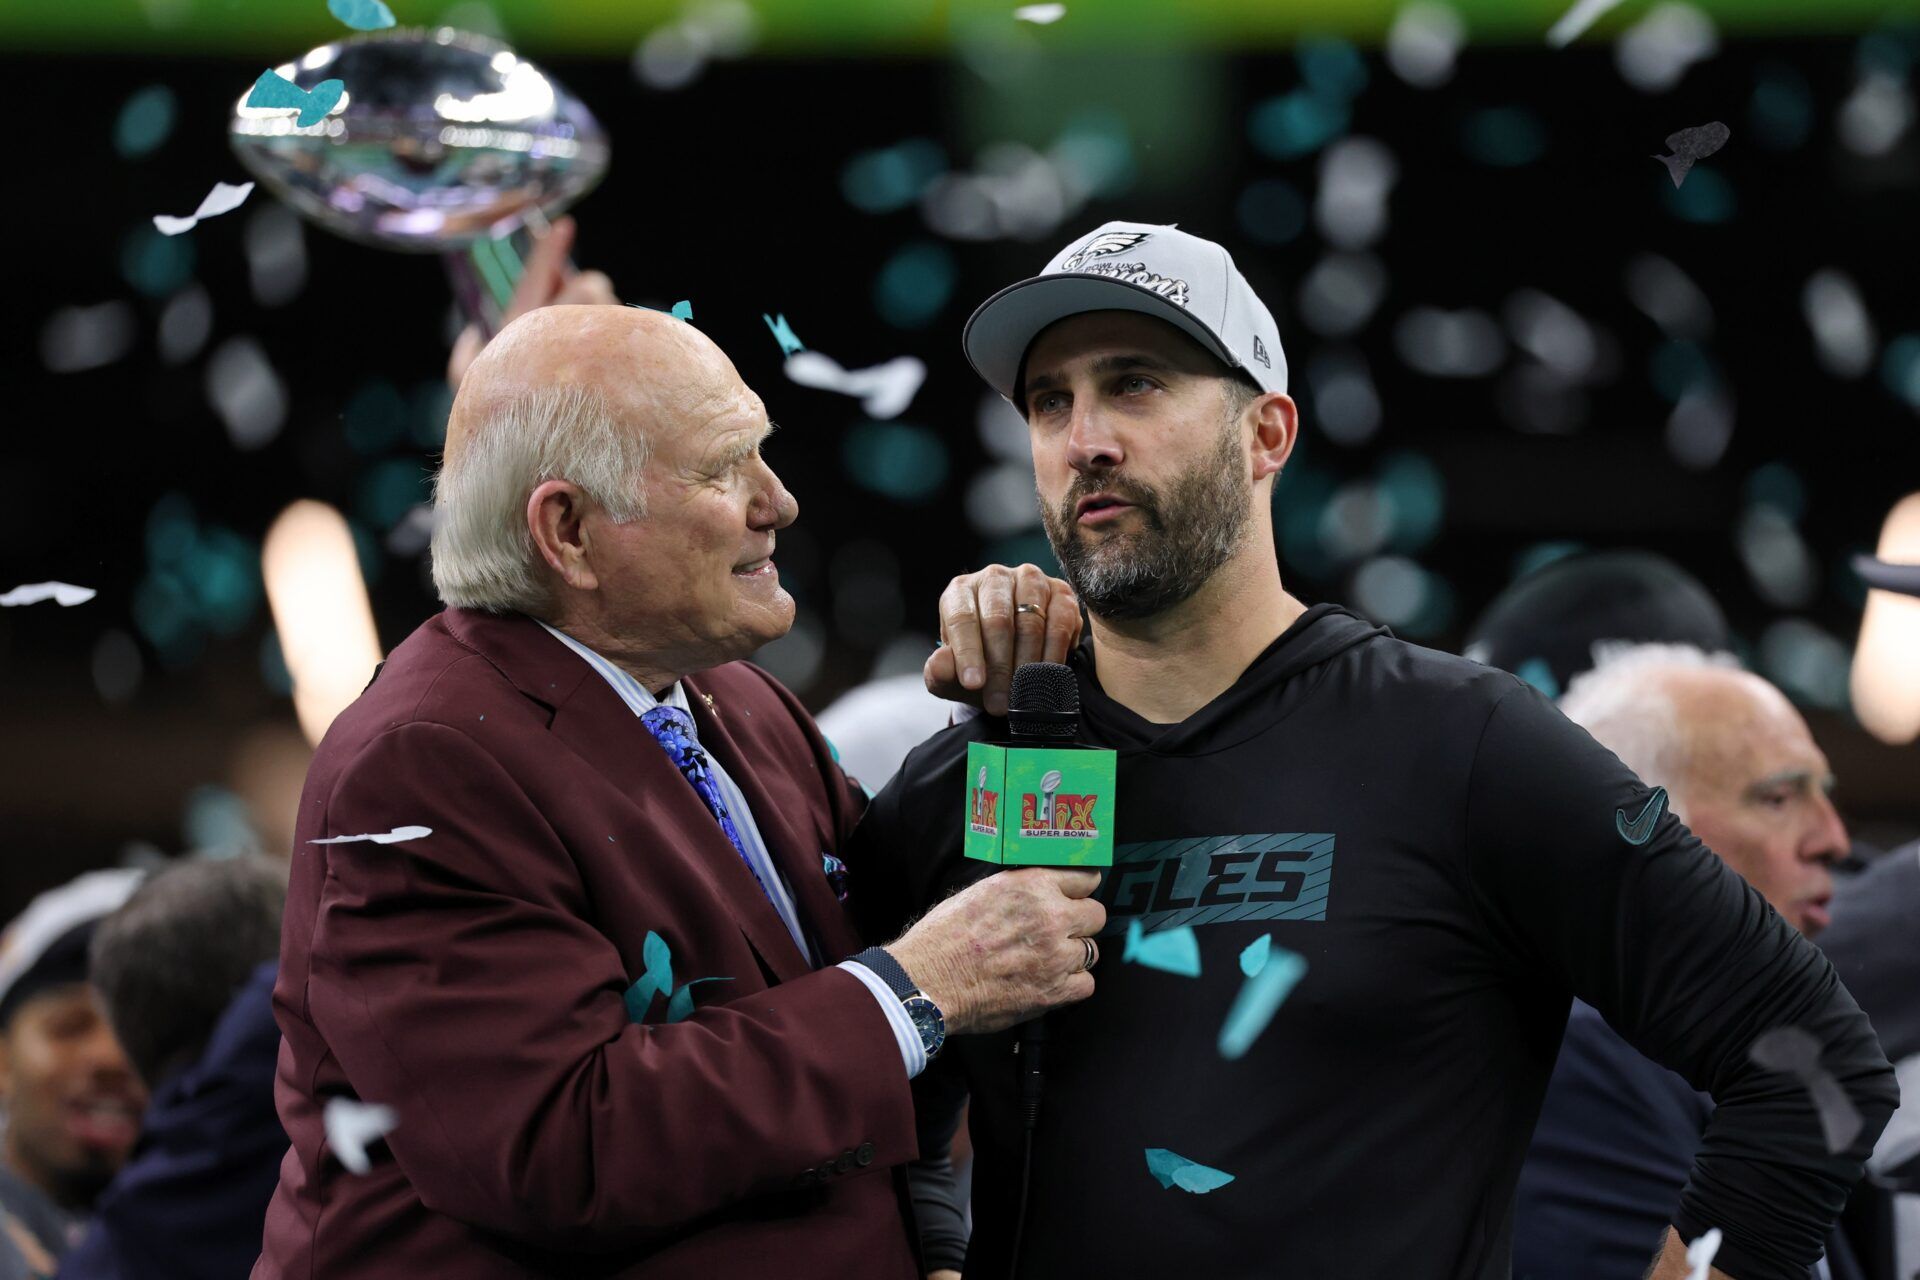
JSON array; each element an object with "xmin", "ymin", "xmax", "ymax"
[{"xmin": 849, "ymin": 946, "xmax": 917, "ymax": 1000}]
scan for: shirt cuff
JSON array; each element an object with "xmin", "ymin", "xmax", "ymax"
[{"xmin": 838, "ymin": 960, "xmax": 928, "ymax": 1080}]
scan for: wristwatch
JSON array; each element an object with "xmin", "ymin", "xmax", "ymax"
[{"xmin": 850, "ymin": 946, "xmax": 946, "ymax": 1060}]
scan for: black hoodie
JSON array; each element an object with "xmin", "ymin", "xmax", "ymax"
[{"xmin": 847, "ymin": 604, "xmax": 1895, "ymax": 1280}]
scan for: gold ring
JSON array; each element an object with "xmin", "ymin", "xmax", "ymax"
[{"xmin": 1016, "ymin": 603, "xmax": 1044, "ymax": 617}]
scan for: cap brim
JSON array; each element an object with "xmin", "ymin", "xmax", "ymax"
[
  {"xmin": 963, "ymin": 273, "xmax": 1241, "ymax": 403},
  {"xmin": 1854, "ymin": 554, "xmax": 1920, "ymax": 598}
]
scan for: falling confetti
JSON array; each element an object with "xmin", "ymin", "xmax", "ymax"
[
  {"xmin": 1385, "ymin": 2, "xmax": 1464, "ymax": 89},
  {"xmin": 1121, "ymin": 918, "xmax": 1202, "ymax": 978},
  {"xmin": 40, "ymin": 302, "xmax": 137, "ymax": 373},
  {"xmin": 328, "ymin": 0, "xmax": 395, "ymax": 29},
  {"xmin": 763, "ymin": 312, "xmax": 806, "ymax": 357},
  {"xmin": 323, "ymin": 1098, "xmax": 397, "ymax": 1174},
  {"xmin": 1748, "ymin": 1025, "xmax": 1866, "ymax": 1154},
  {"xmin": 783, "ymin": 351, "xmax": 928, "ymax": 420},
  {"xmin": 1144, "ymin": 1148, "xmax": 1236, "ymax": 1194},
  {"xmin": 1014, "ymin": 3, "xmax": 1066, "ymax": 22},
  {"xmin": 153, "ymin": 181, "xmax": 255, "ymax": 236},
  {"xmin": 1652, "ymin": 122, "xmax": 1730, "ymax": 188},
  {"xmin": 245, "ymin": 70, "xmax": 345, "ymax": 129},
  {"xmin": 1, "ymin": 582, "xmax": 97, "ymax": 607},
  {"xmin": 624, "ymin": 931, "xmax": 674, "ymax": 1022},
  {"xmin": 1218, "ymin": 944, "xmax": 1308, "ymax": 1060},
  {"xmin": 1546, "ymin": 0, "xmax": 1628, "ymax": 47},
  {"xmin": 1684, "ymin": 1226, "xmax": 1722, "ymax": 1280},
  {"xmin": 634, "ymin": 300, "xmax": 694, "ymax": 322},
  {"xmin": 307, "ymin": 825, "xmax": 433, "ymax": 845},
  {"xmin": 624, "ymin": 930, "xmax": 731, "ymax": 1023}
]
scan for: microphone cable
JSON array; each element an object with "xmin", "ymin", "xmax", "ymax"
[{"xmin": 1008, "ymin": 1017, "xmax": 1046, "ymax": 1280}]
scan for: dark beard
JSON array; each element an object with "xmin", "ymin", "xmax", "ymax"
[{"xmin": 1039, "ymin": 418, "xmax": 1251, "ymax": 621}]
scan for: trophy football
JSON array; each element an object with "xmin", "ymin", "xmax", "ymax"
[{"xmin": 229, "ymin": 28, "xmax": 610, "ymax": 334}]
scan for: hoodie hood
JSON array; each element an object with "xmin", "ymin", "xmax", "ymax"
[{"xmin": 1072, "ymin": 603, "xmax": 1387, "ymax": 757}]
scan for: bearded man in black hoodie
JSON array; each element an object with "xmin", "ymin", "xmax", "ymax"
[{"xmin": 848, "ymin": 221, "xmax": 1896, "ymax": 1280}]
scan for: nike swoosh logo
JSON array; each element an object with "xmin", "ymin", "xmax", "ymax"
[{"xmin": 1615, "ymin": 787, "xmax": 1668, "ymax": 846}]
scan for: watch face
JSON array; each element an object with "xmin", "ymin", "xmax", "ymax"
[{"xmin": 904, "ymin": 995, "xmax": 946, "ymax": 1057}]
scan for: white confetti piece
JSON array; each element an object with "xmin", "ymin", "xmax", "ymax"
[
  {"xmin": 1, "ymin": 582, "xmax": 97, "ymax": 607},
  {"xmin": 153, "ymin": 181, "xmax": 254, "ymax": 236},
  {"xmin": 1014, "ymin": 3, "xmax": 1065, "ymax": 22},
  {"xmin": 1546, "ymin": 0, "xmax": 1627, "ymax": 47},
  {"xmin": 1749, "ymin": 1025, "xmax": 1867, "ymax": 1154},
  {"xmin": 783, "ymin": 351, "xmax": 927, "ymax": 420},
  {"xmin": 1684, "ymin": 1226, "xmax": 1721, "ymax": 1280},
  {"xmin": 323, "ymin": 1098, "xmax": 398, "ymax": 1174},
  {"xmin": 308, "ymin": 825, "xmax": 433, "ymax": 845}
]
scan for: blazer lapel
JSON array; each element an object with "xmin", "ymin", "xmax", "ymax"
[
  {"xmin": 686, "ymin": 676, "xmax": 866, "ymax": 964},
  {"xmin": 443, "ymin": 610, "xmax": 814, "ymax": 984}
]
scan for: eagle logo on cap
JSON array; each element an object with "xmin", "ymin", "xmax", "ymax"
[{"xmin": 1062, "ymin": 230, "xmax": 1151, "ymax": 272}]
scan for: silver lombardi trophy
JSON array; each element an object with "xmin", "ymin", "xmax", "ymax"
[{"xmin": 229, "ymin": 27, "xmax": 609, "ymax": 335}]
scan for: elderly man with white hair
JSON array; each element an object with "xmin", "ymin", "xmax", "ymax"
[
  {"xmin": 1514, "ymin": 642, "xmax": 1865, "ymax": 1280},
  {"xmin": 255, "ymin": 304, "xmax": 1105, "ymax": 1280}
]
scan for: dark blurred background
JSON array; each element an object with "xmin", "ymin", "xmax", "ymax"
[{"xmin": 4, "ymin": 0, "xmax": 1919, "ymax": 913}]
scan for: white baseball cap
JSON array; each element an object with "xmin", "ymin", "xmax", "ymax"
[{"xmin": 962, "ymin": 220, "xmax": 1288, "ymax": 404}]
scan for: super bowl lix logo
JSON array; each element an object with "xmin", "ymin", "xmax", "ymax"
[
  {"xmin": 1020, "ymin": 769, "xmax": 1099, "ymax": 838},
  {"xmin": 969, "ymin": 765, "xmax": 1000, "ymax": 836}
]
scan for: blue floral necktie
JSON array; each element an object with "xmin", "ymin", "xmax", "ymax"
[{"xmin": 640, "ymin": 705, "xmax": 773, "ymax": 905}]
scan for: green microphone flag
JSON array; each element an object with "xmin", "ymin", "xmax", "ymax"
[{"xmin": 963, "ymin": 739, "xmax": 1116, "ymax": 868}]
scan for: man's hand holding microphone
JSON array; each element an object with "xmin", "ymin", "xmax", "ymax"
[{"xmin": 885, "ymin": 867, "xmax": 1104, "ymax": 1035}]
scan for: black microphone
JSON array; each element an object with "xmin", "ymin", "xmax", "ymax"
[
  {"xmin": 1001, "ymin": 661, "xmax": 1099, "ymax": 1280},
  {"xmin": 1006, "ymin": 660, "xmax": 1080, "ymax": 741},
  {"xmin": 1005, "ymin": 662, "xmax": 1080, "ymax": 1127}
]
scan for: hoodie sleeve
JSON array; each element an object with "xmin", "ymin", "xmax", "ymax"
[{"xmin": 1461, "ymin": 680, "xmax": 1897, "ymax": 1280}]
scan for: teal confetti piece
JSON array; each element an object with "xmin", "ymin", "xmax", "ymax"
[
  {"xmin": 328, "ymin": 0, "xmax": 396, "ymax": 28},
  {"xmin": 246, "ymin": 71, "xmax": 346, "ymax": 129},
  {"xmin": 623, "ymin": 930, "xmax": 674, "ymax": 1023},
  {"xmin": 1123, "ymin": 918, "xmax": 1201, "ymax": 978},
  {"xmin": 114, "ymin": 85, "xmax": 176, "ymax": 158},
  {"xmin": 665, "ymin": 976, "xmax": 732, "ymax": 1023},
  {"xmin": 1239, "ymin": 933, "xmax": 1272, "ymax": 978},
  {"xmin": 1515, "ymin": 656, "xmax": 1560, "ymax": 699},
  {"xmin": 1144, "ymin": 1148, "xmax": 1236, "ymax": 1194},
  {"xmin": 624, "ymin": 932, "xmax": 729, "ymax": 1024},
  {"xmin": 1218, "ymin": 946, "xmax": 1307, "ymax": 1060},
  {"xmin": 632, "ymin": 300, "xmax": 694, "ymax": 322},
  {"xmin": 763, "ymin": 312, "xmax": 806, "ymax": 357}
]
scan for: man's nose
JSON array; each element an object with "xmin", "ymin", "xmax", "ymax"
[
  {"xmin": 1066, "ymin": 401, "xmax": 1124, "ymax": 474},
  {"xmin": 82, "ymin": 1023, "xmax": 136, "ymax": 1080},
  {"xmin": 752, "ymin": 463, "xmax": 797, "ymax": 530},
  {"xmin": 1803, "ymin": 789, "xmax": 1850, "ymax": 865}
]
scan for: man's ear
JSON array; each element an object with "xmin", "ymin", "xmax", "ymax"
[
  {"xmin": 1250, "ymin": 393, "xmax": 1299, "ymax": 483},
  {"xmin": 526, "ymin": 480, "xmax": 600, "ymax": 593}
]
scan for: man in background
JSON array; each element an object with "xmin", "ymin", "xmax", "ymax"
[
  {"xmin": 1513, "ymin": 642, "xmax": 1859, "ymax": 1279},
  {"xmin": 0, "ymin": 873, "xmax": 147, "ymax": 1279},
  {"xmin": 1461, "ymin": 548, "xmax": 1730, "ymax": 698},
  {"xmin": 60, "ymin": 857, "xmax": 287, "ymax": 1280}
]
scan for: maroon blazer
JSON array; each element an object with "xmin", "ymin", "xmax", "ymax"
[{"xmin": 254, "ymin": 608, "xmax": 922, "ymax": 1279}]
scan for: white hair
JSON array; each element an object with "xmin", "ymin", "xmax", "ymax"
[
  {"xmin": 1558, "ymin": 642, "xmax": 1745, "ymax": 819},
  {"xmin": 429, "ymin": 384, "xmax": 650, "ymax": 617}
]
